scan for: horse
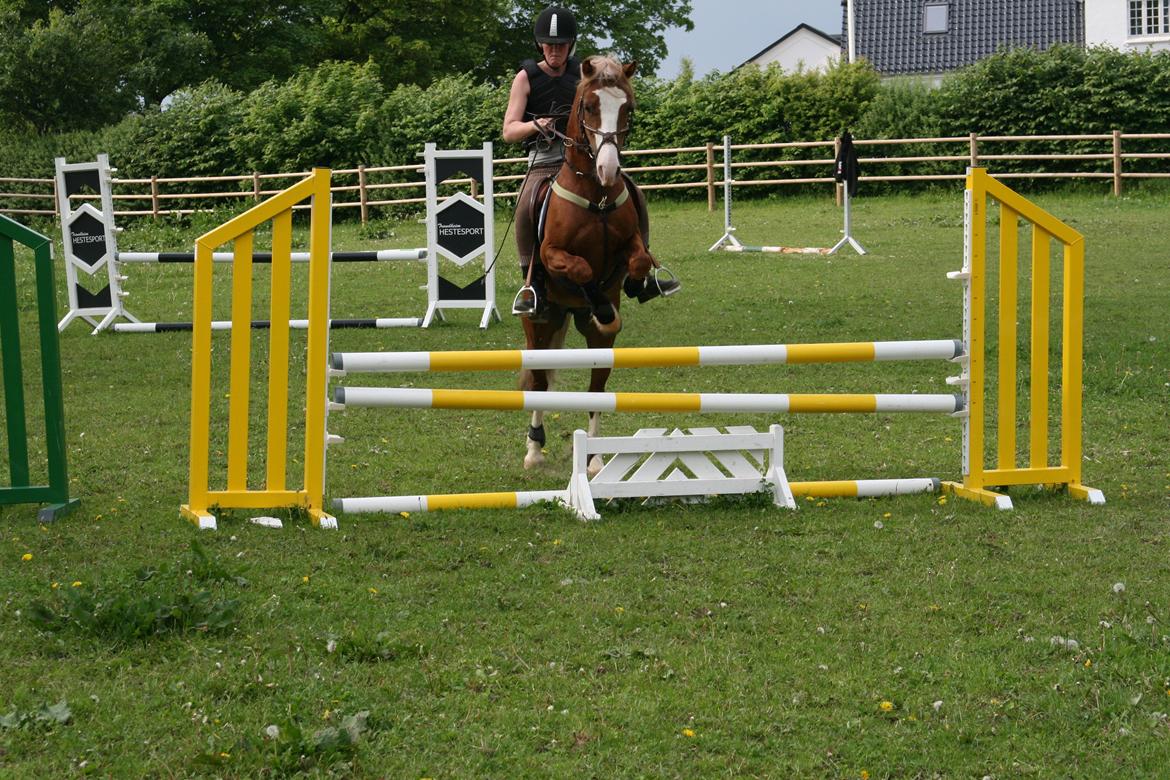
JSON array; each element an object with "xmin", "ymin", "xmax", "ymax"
[{"xmin": 520, "ymin": 54, "xmax": 654, "ymax": 475}]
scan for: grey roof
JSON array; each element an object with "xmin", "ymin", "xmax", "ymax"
[{"xmin": 842, "ymin": 0, "xmax": 1084, "ymax": 76}]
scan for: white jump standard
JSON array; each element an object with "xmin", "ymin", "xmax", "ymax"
[{"xmin": 708, "ymin": 134, "xmax": 866, "ymax": 255}]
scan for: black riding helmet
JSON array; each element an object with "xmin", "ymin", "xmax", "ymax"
[{"xmin": 534, "ymin": 6, "xmax": 577, "ymax": 45}]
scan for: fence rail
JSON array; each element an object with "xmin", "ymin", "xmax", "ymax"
[{"xmin": 4, "ymin": 131, "xmax": 1170, "ymax": 223}]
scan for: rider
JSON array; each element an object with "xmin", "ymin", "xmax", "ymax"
[{"xmin": 503, "ymin": 5, "xmax": 677, "ymax": 320}]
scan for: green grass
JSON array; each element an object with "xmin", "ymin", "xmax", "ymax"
[{"xmin": 1, "ymin": 185, "xmax": 1169, "ymax": 777}]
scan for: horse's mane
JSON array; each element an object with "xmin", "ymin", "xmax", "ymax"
[{"xmin": 576, "ymin": 55, "xmax": 634, "ymax": 106}]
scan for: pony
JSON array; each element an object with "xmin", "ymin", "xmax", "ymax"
[{"xmin": 520, "ymin": 54, "xmax": 655, "ymax": 474}]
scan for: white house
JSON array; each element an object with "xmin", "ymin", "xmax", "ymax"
[
  {"xmin": 739, "ymin": 24, "xmax": 843, "ymax": 73},
  {"xmin": 1084, "ymin": 0, "xmax": 1170, "ymax": 51}
]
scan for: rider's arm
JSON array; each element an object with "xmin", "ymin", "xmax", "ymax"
[{"xmin": 502, "ymin": 70, "xmax": 552, "ymax": 144}]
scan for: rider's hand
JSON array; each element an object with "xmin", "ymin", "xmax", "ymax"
[{"xmin": 533, "ymin": 117, "xmax": 554, "ymax": 136}]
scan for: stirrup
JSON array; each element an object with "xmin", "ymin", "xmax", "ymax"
[
  {"xmin": 512, "ymin": 285, "xmax": 538, "ymax": 316},
  {"xmin": 651, "ymin": 265, "xmax": 680, "ymax": 297}
]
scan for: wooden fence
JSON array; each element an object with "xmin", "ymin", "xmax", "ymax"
[{"xmin": 4, "ymin": 131, "xmax": 1170, "ymax": 223}]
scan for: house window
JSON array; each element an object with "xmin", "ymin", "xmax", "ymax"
[
  {"xmin": 923, "ymin": 3, "xmax": 949, "ymax": 33},
  {"xmin": 1129, "ymin": 0, "xmax": 1170, "ymax": 34}
]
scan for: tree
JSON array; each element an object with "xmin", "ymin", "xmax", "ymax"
[
  {"xmin": 326, "ymin": 0, "xmax": 695, "ymax": 87},
  {"xmin": 0, "ymin": 5, "xmax": 137, "ymax": 132}
]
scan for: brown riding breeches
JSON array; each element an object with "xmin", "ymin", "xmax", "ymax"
[{"xmin": 515, "ymin": 162, "xmax": 563, "ymax": 271}]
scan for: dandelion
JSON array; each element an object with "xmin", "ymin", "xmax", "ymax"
[
  {"xmin": 614, "ymin": 607, "xmax": 624, "ymax": 614},
  {"xmin": 368, "ymin": 587, "xmax": 378, "ymax": 595},
  {"xmin": 937, "ymin": 496, "xmax": 948, "ymax": 505},
  {"xmin": 553, "ymin": 539, "xmax": 562, "ymax": 546},
  {"xmin": 399, "ymin": 511, "xmax": 410, "ymax": 519},
  {"xmin": 932, "ymin": 700, "xmax": 943, "ymax": 711},
  {"xmin": 860, "ymin": 771, "xmax": 870, "ymax": 780},
  {"xmin": 51, "ymin": 582, "xmax": 59, "ymax": 590},
  {"xmin": 219, "ymin": 752, "xmax": 230, "ymax": 759},
  {"xmin": 1113, "ymin": 582, "xmax": 1126, "ymax": 594},
  {"xmin": 883, "ymin": 512, "xmax": 891, "ymax": 519},
  {"xmin": 681, "ymin": 728, "xmax": 695, "ymax": 738},
  {"xmin": 71, "ymin": 581, "xmax": 82, "ymax": 588},
  {"xmin": 1085, "ymin": 658, "xmax": 1093, "ymax": 668},
  {"xmin": 21, "ymin": 553, "xmax": 32, "ymax": 562},
  {"xmin": 873, "ymin": 521, "xmax": 884, "ymax": 529},
  {"xmin": 816, "ymin": 500, "xmax": 826, "ymax": 507},
  {"xmin": 302, "ymin": 575, "xmax": 310, "ymax": 583},
  {"xmin": 264, "ymin": 724, "xmax": 280, "ymax": 740},
  {"xmin": 879, "ymin": 700, "xmax": 894, "ymax": 712}
]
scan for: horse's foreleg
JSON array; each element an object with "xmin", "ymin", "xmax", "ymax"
[
  {"xmin": 525, "ymin": 407, "xmax": 547, "ymax": 470},
  {"xmin": 522, "ymin": 316, "xmax": 570, "ymax": 469},
  {"xmin": 625, "ymin": 233, "xmax": 655, "ymax": 282},
  {"xmin": 543, "ymin": 244, "xmax": 620, "ymax": 335},
  {"xmin": 586, "ymin": 410, "xmax": 604, "ymax": 478},
  {"xmin": 580, "ymin": 323, "xmax": 616, "ymax": 477}
]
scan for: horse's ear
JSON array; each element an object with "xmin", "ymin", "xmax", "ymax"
[
  {"xmin": 623, "ymin": 60, "xmax": 638, "ymax": 79},
  {"xmin": 582, "ymin": 57, "xmax": 596, "ymax": 79}
]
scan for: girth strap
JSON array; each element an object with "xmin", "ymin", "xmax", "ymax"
[{"xmin": 551, "ymin": 179, "xmax": 629, "ymax": 214}]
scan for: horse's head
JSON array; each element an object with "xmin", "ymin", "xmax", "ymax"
[{"xmin": 570, "ymin": 55, "xmax": 636, "ymax": 188}]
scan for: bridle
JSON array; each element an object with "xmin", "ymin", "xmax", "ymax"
[{"xmin": 532, "ymin": 86, "xmax": 634, "ymax": 178}]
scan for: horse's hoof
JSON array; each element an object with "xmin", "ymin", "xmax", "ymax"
[
  {"xmin": 524, "ymin": 450, "xmax": 545, "ymax": 470},
  {"xmin": 590, "ymin": 312, "xmax": 622, "ymax": 337},
  {"xmin": 587, "ymin": 454, "xmax": 605, "ymax": 478}
]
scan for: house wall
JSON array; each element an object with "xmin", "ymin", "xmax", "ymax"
[
  {"xmin": 751, "ymin": 29, "xmax": 842, "ymax": 72},
  {"xmin": 1085, "ymin": 0, "xmax": 1170, "ymax": 50}
]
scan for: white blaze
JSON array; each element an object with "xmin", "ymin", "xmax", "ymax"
[{"xmin": 593, "ymin": 86, "xmax": 626, "ymax": 186}]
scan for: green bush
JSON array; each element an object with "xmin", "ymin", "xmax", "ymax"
[
  {"xmin": 234, "ymin": 60, "xmax": 387, "ymax": 171},
  {"xmin": 112, "ymin": 80, "xmax": 248, "ymax": 179}
]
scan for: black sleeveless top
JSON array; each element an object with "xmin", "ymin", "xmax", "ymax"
[{"xmin": 522, "ymin": 56, "xmax": 581, "ymax": 142}]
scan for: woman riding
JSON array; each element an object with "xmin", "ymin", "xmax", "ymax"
[{"xmin": 503, "ymin": 5, "xmax": 677, "ymax": 320}]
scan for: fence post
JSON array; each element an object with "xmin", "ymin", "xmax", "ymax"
[
  {"xmin": 969, "ymin": 132, "xmax": 979, "ymax": 168},
  {"xmin": 706, "ymin": 142, "xmax": 715, "ymax": 212},
  {"xmin": 150, "ymin": 176, "xmax": 160, "ymax": 218},
  {"xmin": 359, "ymin": 164, "xmax": 369, "ymax": 225},
  {"xmin": 1112, "ymin": 129, "xmax": 1123, "ymax": 197},
  {"xmin": 252, "ymin": 172, "xmax": 261, "ymax": 202}
]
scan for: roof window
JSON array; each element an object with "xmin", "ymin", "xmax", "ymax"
[{"xmin": 923, "ymin": 3, "xmax": 950, "ymax": 34}]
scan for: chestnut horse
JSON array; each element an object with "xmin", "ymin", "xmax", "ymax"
[{"xmin": 521, "ymin": 55, "xmax": 653, "ymax": 474}]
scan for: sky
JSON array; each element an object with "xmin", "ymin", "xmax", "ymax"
[{"xmin": 657, "ymin": 1, "xmax": 842, "ymax": 79}]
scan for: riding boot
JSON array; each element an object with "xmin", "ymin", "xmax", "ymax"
[{"xmin": 623, "ymin": 272, "xmax": 681, "ymax": 303}]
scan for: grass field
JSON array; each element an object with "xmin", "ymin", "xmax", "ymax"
[{"xmin": 2, "ymin": 183, "xmax": 1169, "ymax": 777}]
